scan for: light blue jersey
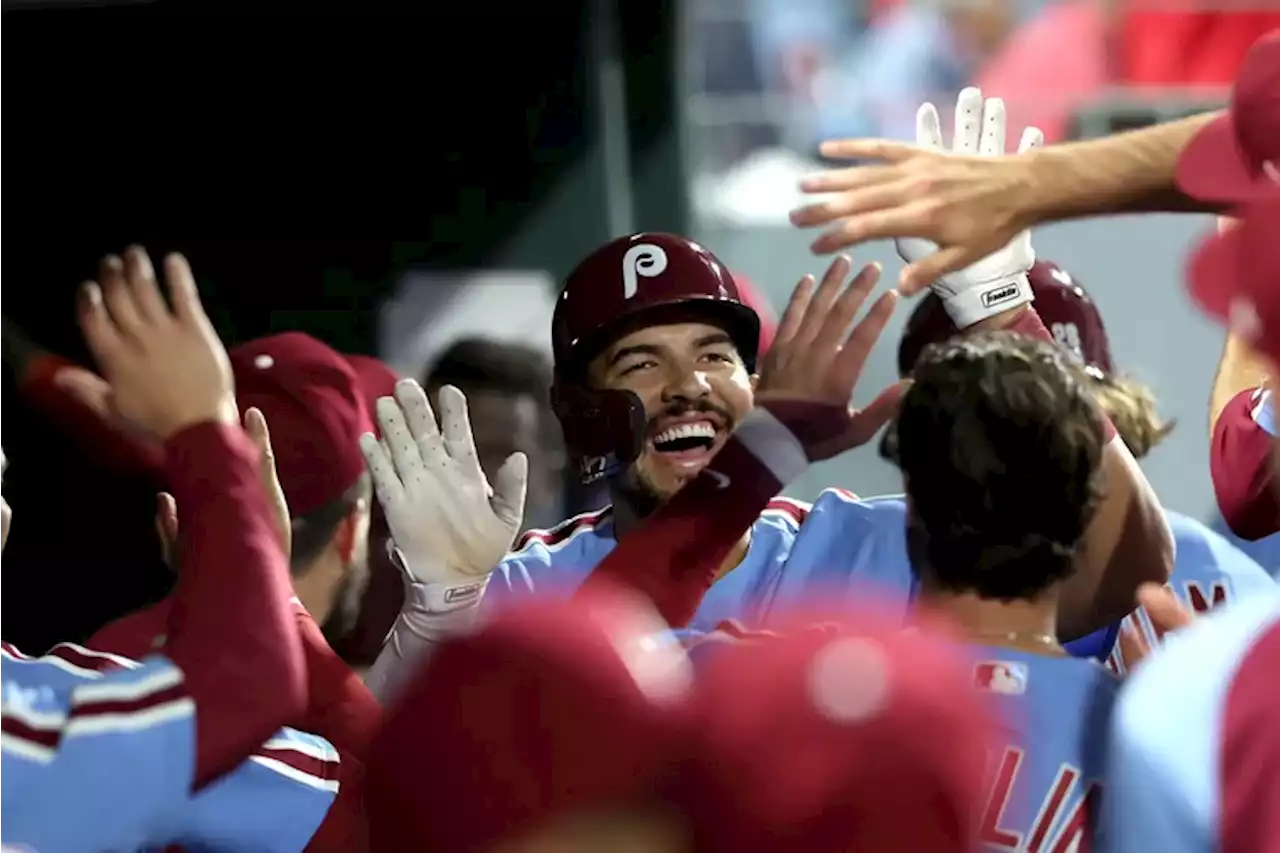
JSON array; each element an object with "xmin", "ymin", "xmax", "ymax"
[
  {"xmin": 1209, "ymin": 514, "xmax": 1280, "ymax": 581},
  {"xmin": 165, "ymin": 727, "xmax": 340, "ymax": 853},
  {"xmin": 1107, "ymin": 510, "xmax": 1279, "ymax": 674},
  {"xmin": 969, "ymin": 647, "xmax": 1119, "ymax": 853},
  {"xmin": 494, "ymin": 490, "xmax": 1116, "ymax": 659},
  {"xmin": 1101, "ymin": 596, "xmax": 1280, "ymax": 853},
  {"xmin": 667, "ymin": 630, "xmax": 1120, "ymax": 851},
  {"xmin": 2, "ymin": 643, "xmax": 195, "ymax": 853},
  {"xmin": 1, "ymin": 643, "xmax": 340, "ymax": 853}
]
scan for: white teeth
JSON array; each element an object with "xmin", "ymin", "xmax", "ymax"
[{"xmin": 653, "ymin": 422, "xmax": 717, "ymax": 445}]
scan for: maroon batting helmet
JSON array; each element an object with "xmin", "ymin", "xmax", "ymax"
[
  {"xmin": 897, "ymin": 260, "xmax": 1115, "ymax": 379},
  {"xmin": 550, "ymin": 232, "xmax": 762, "ymax": 483}
]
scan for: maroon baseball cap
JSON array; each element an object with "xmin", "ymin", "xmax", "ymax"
[
  {"xmin": 342, "ymin": 354, "xmax": 398, "ymax": 436},
  {"xmin": 678, "ymin": 617, "xmax": 995, "ymax": 853},
  {"xmin": 1189, "ymin": 197, "xmax": 1280, "ymax": 367},
  {"xmin": 1177, "ymin": 32, "xmax": 1280, "ymax": 205},
  {"xmin": 898, "ymin": 260, "xmax": 1114, "ymax": 378},
  {"xmin": 363, "ymin": 591, "xmax": 693, "ymax": 853},
  {"xmin": 230, "ymin": 333, "xmax": 373, "ymax": 517}
]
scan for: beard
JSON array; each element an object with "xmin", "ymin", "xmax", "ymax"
[
  {"xmin": 615, "ymin": 466, "xmax": 668, "ymax": 519},
  {"xmin": 320, "ymin": 555, "xmax": 369, "ymax": 644},
  {"xmin": 616, "ymin": 398, "xmax": 738, "ymax": 519}
]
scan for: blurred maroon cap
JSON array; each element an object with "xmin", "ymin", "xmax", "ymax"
[
  {"xmin": 1189, "ymin": 197, "xmax": 1280, "ymax": 366},
  {"xmin": 898, "ymin": 260, "xmax": 1114, "ymax": 377},
  {"xmin": 230, "ymin": 332, "xmax": 373, "ymax": 517},
  {"xmin": 1177, "ymin": 32, "xmax": 1280, "ymax": 205},
  {"xmin": 678, "ymin": 618, "xmax": 994, "ymax": 853},
  {"xmin": 363, "ymin": 592, "xmax": 692, "ymax": 853},
  {"xmin": 342, "ymin": 354, "xmax": 399, "ymax": 436}
]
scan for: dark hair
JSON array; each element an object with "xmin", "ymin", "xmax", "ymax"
[
  {"xmin": 290, "ymin": 472, "xmax": 371, "ymax": 575},
  {"xmin": 880, "ymin": 332, "xmax": 1107, "ymax": 601},
  {"xmin": 424, "ymin": 337, "xmax": 551, "ymax": 400}
]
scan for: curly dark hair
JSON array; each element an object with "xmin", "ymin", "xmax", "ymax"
[{"xmin": 880, "ymin": 332, "xmax": 1107, "ymax": 601}]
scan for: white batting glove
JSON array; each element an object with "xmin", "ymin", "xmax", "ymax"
[
  {"xmin": 896, "ymin": 87, "xmax": 1045, "ymax": 329},
  {"xmin": 359, "ymin": 380, "xmax": 528, "ymax": 614}
]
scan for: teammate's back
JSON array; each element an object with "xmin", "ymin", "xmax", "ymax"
[{"xmin": 972, "ymin": 646, "xmax": 1118, "ymax": 852}]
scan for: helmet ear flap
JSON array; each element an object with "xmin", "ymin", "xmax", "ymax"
[{"xmin": 550, "ymin": 381, "xmax": 648, "ymax": 484}]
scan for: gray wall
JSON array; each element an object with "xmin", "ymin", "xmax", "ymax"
[{"xmin": 698, "ymin": 213, "xmax": 1226, "ymax": 519}]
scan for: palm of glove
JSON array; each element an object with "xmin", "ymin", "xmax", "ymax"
[
  {"xmin": 896, "ymin": 88, "xmax": 1041, "ymax": 297},
  {"xmin": 360, "ymin": 381, "xmax": 528, "ymax": 581}
]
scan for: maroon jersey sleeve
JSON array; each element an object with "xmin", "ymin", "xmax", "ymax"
[
  {"xmin": 575, "ymin": 405, "xmax": 810, "ymax": 627},
  {"xmin": 1220, "ymin": 619, "xmax": 1280, "ymax": 853},
  {"xmin": 1211, "ymin": 388, "xmax": 1279, "ymax": 540},
  {"xmin": 162, "ymin": 422, "xmax": 306, "ymax": 789}
]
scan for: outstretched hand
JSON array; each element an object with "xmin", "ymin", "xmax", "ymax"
[
  {"xmin": 76, "ymin": 247, "xmax": 237, "ymax": 440},
  {"xmin": 754, "ymin": 255, "xmax": 904, "ymax": 460},
  {"xmin": 791, "ymin": 87, "xmax": 1047, "ymax": 295}
]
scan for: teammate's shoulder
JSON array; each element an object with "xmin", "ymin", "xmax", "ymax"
[
  {"xmin": 1168, "ymin": 510, "xmax": 1276, "ymax": 581},
  {"xmin": 508, "ymin": 506, "xmax": 615, "ymax": 557},
  {"xmin": 250, "ymin": 727, "xmax": 342, "ymax": 793},
  {"xmin": 2, "ymin": 641, "xmax": 146, "ymax": 680},
  {"xmin": 808, "ymin": 489, "xmax": 905, "ymax": 517}
]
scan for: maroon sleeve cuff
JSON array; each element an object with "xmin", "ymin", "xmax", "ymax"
[
  {"xmin": 162, "ymin": 420, "xmax": 306, "ymax": 789},
  {"xmin": 1211, "ymin": 389, "xmax": 1279, "ymax": 540}
]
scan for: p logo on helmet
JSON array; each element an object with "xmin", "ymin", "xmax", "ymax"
[{"xmin": 621, "ymin": 243, "xmax": 669, "ymax": 300}]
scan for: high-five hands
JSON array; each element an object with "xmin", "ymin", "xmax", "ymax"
[
  {"xmin": 753, "ymin": 255, "xmax": 903, "ymax": 460},
  {"xmin": 359, "ymin": 380, "xmax": 528, "ymax": 612},
  {"xmin": 793, "ymin": 87, "xmax": 1046, "ymax": 299},
  {"xmin": 76, "ymin": 247, "xmax": 238, "ymax": 440},
  {"xmin": 892, "ymin": 90, "xmax": 1042, "ymax": 327}
]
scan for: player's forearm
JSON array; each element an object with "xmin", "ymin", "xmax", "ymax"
[
  {"xmin": 985, "ymin": 308, "xmax": 1173, "ymax": 637},
  {"xmin": 575, "ymin": 406, "xmax": 809, "ymax": 627},
  {"xmin": 1211, "ymin": 334, "xmax": 1271, "ymax": 431},
  {"xmin": 163, "ymin": 421, "xmax": 306, "ymax": 788},
  {"xmin": 1063, "ymin": 439, "xmax": 1173, "ymax": 639},
  {"xmin": 1026, "ymin": 111, "xmax": 1226, "ymax": 221},
  {"xmin": 364, "ymin": 600, "xmax": 479, "ymax": 704}
]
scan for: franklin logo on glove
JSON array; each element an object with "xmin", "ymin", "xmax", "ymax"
[{"xmin": 981, "ymin": 284, "xmax": 1021, "ymax": 309}]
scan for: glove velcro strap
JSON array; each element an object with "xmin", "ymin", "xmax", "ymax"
[
  {"xmin": 404, "ymin": 576, "xmax": 491, "ymax": 614},
  {"xmin": 941, "ymin": 273, "xmax": 1034, "ymax": 329}
]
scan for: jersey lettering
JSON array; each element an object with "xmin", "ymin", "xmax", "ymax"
[
  {"xmin": 1050, "ymin": 322, "xmax": 1084, "ymax": 364},
  {"xmin": 621, "ymin": 243, "xmax": 668, "ymax": 299},
  {"xmin": 1185, "ymin": 580, "xmax": 1228, "ymax": 615},
  {"xmin": 980, "ymin": 746, "xmax": 1100, "ymax": 852}
]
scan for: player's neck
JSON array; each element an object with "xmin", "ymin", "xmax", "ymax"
[{"xmin": 925, "ymin": 589, "xmax": 1066, "ymax": 657}]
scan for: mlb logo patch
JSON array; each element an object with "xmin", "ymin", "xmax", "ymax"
[{"xmin": 974, "ymin": 661, "xmax": 1028, "ymax": 695}]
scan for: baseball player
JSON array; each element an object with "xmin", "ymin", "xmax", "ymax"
[
  {"xmin": 1101, "ymin": 193, "xmax": 1280, "ymax": 853},
  {"xmin": 1, "ymin": 249, "xmax": 312, "ymax": 851},
  {"xmin": 791, "ymin": 32, "xmax": 1278, "ymax": 291},
  {"xmin": 883, "ymin": 332, "xmax": 1120, "ymax": 853},
  {"xmin": 897, "ymin": 259, "xmax": 1278, "ymax": 672},
  {"xmin": 360, "ymin": 92, "xmax": 1172, "ymax": 696}
]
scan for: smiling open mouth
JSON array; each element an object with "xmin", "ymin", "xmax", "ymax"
[{"xmin": 651, "ymin": 421, "xmax": 718, "ymax": 455}]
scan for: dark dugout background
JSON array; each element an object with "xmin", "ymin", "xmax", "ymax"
[{"xmin": 2, "ymin": 1, "xmax": 684, "ymax": 651}]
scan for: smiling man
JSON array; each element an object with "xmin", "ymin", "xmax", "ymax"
[{"xmin": 468, "ymin": 229, "xmax": 1169, "ymax": 645}]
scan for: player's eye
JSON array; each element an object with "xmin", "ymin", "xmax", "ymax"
[{"xmin": 619, "ymin": 359, "xmax": 657, "ymax": 376}]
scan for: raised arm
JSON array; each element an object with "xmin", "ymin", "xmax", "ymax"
[{"xmin": 77, "ymin": 248, "xmax": 306, "ymax": 787}]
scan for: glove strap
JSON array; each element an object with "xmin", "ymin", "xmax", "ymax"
[
  {"xmin": 941, "ymin": 273, "xmax": 1034, "ymax": 329},
  {"xmin": 392, "ymin": 546, "xmax": 491, "ymax": 614}
]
